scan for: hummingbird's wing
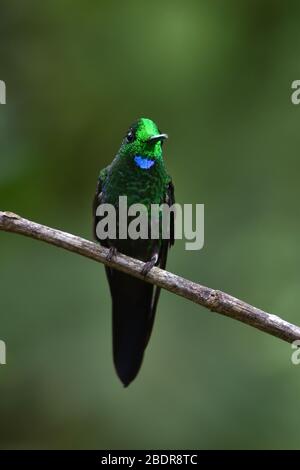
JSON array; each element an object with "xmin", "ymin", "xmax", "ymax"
[
  {"xmin": 159, "ymin": 179, "xmax": 175, "ymax": 266},
  {"xmin": 146, "ymin": 180, "xmax": 175, "ymax": 344},
  {"xmin": 93, "ymin": 166, "xmax": 116, "ymax": 295},
  {"xmin": 93, "ymin": 166, "xmax": 110, "ymax": 241}
]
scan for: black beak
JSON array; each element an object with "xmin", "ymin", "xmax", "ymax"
[{"xmin": 147, "ymin": 133, "xmax": 168, "ymax": 143}]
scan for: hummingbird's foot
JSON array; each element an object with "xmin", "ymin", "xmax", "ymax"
[
  {"xmin": 141, "ymin": 254, "xmax": 158, "ymax": 276},
  {"xmin": 106, "ymin": 246, "xmax": 118, "ymax": 262}
]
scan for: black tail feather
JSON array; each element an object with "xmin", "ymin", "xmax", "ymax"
[{"xmin": 110, "ymin": 270, "xmax": 155, "ymax": 386}]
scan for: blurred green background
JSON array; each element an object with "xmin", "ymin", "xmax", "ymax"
[{"xmin": 1, "ymin": 0, "xmax": 300, "ymax": 450}]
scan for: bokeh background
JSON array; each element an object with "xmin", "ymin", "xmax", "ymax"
[{"xmin": 1, "ymin": 0, "xmax": 300, "ymax": 450}]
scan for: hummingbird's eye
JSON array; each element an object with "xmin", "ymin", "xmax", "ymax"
[{"xmin": 126, "ymin": 130, "xmax": 135, "ymax": 143}]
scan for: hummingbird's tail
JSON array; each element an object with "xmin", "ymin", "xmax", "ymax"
[{"xmin": 109, "ymin": 269, "xmax": 155, "ymax": 387}]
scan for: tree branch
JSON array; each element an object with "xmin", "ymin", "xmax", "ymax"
[{"xmin": 0, "ymin": 210, "xmax": 299, "ymax": 344}]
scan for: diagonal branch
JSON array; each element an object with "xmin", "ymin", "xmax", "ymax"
[{"xmin": 0, "ymin": 210, "xmax": 299, "ymax": 344}]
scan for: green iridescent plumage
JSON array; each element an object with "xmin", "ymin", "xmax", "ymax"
[
  {"xmin": 100, "ymin": 118, "xmax": 171, "ymax": 209},
  {"xmin": 93, "ymin": 117, "xmax": 175, "ymax": 386}
]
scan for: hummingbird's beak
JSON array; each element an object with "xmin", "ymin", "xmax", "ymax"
[{"xmin": 147, "ymin": 133, "xmax": 168, "ymax": 143}]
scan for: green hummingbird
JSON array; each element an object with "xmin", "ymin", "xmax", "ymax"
[{"xmin": 93, "ymin": 117, "xmax": 175, "ymax": 386}]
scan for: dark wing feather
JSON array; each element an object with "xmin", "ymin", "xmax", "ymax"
[
  {"xmin": 93, "ymin": 176, "xmax": 103, "ymax": 240},
  {"xmin": 93, "ymin": 168, "xmax": 115, "ymax": 294},
  {"xmin": 93, "ymin": 166, "xmax": 110, "ymax": 242},
  {"xmin": 147, "ymin": 180, "xmax": 175, "ymax": 343}
]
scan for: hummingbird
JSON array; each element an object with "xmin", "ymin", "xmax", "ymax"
[{"xmin": 93, "ymin": 118, "xmax": 175, "ymax": 386}]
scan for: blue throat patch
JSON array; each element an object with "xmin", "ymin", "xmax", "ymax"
[{"xmin": 134, "ymin": 155, "xmax": 155, "ymax": 170}]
